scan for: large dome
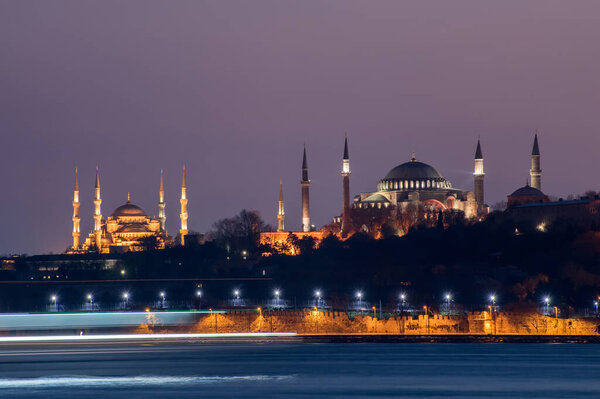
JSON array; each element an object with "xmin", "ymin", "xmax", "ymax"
[
  {"xmin": 384, "ymin": 160, "xmax": 443, "ymax": 180},
  {"xmin": 111, "ymin": 200, "xmax": 147, "ymax": 218},
  {"xmin": 377, "ymin": 157, "xmax": 451, "ymax": 192}
]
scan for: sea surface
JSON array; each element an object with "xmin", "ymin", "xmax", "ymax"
[{"xmin": 0, "ymin": 341, "xmax": 599, "ymax": 398}]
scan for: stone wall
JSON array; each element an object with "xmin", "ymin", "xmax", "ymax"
[{"xmin": 185, "ymin": 310, "xmax": 600, "ymax": 335}]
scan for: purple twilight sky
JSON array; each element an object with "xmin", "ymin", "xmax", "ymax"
[{"xmin": 1, "ymin": 1, "xmax": 600, "ymax": 254}]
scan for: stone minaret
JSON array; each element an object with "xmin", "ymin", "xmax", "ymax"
[
  {"xmin": 301, "ymin": 145, "xmax": 311, "ymax": 232},
  {"xmin": 72, "ymin": 168, "xmax": 80, "ymax": 250},
  {"xmin": 473, "ymin": 137, "xmax": 485, "ymax": 210},
  {"xmin": 530, "ymin": 133, "xmax": 541, "ymax": 190},
  {"xmin": 277, "ymin": 180, "xmax": 285, "ymax": 232},
  {"xmin": 179, "ymin": 165, "xmax": 188, "ymax": 246},
  {"xmin": 341, "ymin": 135, "xmax": 351, "ymax": 234},
  {"xmin": 158, "ymin": 169, "xmax": 166, "ymax": 233},
  {"xmin": 93, "ymin": 166, "xmax": 102, "ymax": 251}
]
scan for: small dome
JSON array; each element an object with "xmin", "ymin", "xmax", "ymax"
[
  {"xmin": 111, "ymin": 201, "xmax": 147, "ymax": 218},
  {"xmin": 510, "ymin": 185, "xmax": 545, "ymax": 197},
  {"xmin": 384, "ymin": 160, "xmax": 443, "ymax": 180}
]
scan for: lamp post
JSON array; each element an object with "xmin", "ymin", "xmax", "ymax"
[
  {"xmin": 122, "ymin": 292, "xmax": 129, "ymax": 308},
  {"xmin": 160, "ymin": 291, "xmax": 165, "ymax": 308},
  {"xmin": 544, "ymin": 296, "xmax": 550, "ymax": 314},
  {"xmin": 445, "ymin": 293, "xmax": 452, "ymax": 314},
  {"xmin": 234, "ymin": 290, "xmax": 240, "ymax": 300},
  {"xmin": 315, "ymin": 290, "xmax": 321, "ymax": 310},
  {"xmin": 594, "ymin": 301, "xmax": 598, "ymax": 315},
  {"xmin": 356, "ymin": 291, "xmax": 363, "ymax": 310},
  {"xmin": 51, "ymin": 295, "xmax": 57, "ymax": 312},
  {"xmin": 87, "ymin": 294, "xmax": 93, "ymax": 310}
]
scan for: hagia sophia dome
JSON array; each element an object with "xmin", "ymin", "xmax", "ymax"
[{"xmin": 376, "ymin": 156, "xmax": 452, "ymax": 192}]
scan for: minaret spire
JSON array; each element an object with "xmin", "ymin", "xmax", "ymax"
[
  {"xmin": 473, "ymin": 137, "xmax": 485, "ymax": 212},
  {"xmin": 341, "ymin": 134, "xmax": 351, "ymax": 236},
  {"xmin": 158, "ymin": 169, "xmax": 166, "ymax": 233},
  {"xmin": 530, "ymin": 131, "xmax": 541, "ymax": 190},
  {"xmin": 301, "ymin": 145, "xmax": 311, "ymax": 232},
  {"xmin": 179, "ymin": 165, "xmax": 188, "ymax": 245},
  {"xmin": 277, "ymin": 180, "xmax": 285, "ymax": 232},
  {"xmin": 93, "ymin": 166, "xmax": 103, "ymax": 252},
  {"xmin": 72, "ymin": 168, "xmax": 81, "ymax": 250}
]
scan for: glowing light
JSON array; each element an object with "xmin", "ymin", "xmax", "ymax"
[
  {"xmin": 120, "ymin": 270, "xmax": 126, "ymax": 276},
  {"xmin": 274, "ymin": 289, "xmax": 280, "ymax": 299},
  {"xmin": 400, "ymin": 294, "xmax": 406, "ymax": 301},
  {"xmin": 544, "ymin": 296, "xmax": 550, "ymax": 304},
  {"xmin": 50, "ymin": 295, "xmax": 57, "ymax": 302},
  {"xmin": 87, "ymin": 294, "xmax": 92, "ymax": 301},
  {"xmin": 0, "ymin": 332, "xmax": 298, "ymax": 343},
  {"xmin": 445, "ymin": 293, "xmax": 452, "ymax": 301},
  {"xmin": 315, "ymin": 290, "xmax": 321, "ymax": 298},
  {"xmin": 490, "ymin": 295, "xmax": 496, "ymax": 302},
  {"xmin": 196, "ymin": 290, "xmax": 202, "ymax": 297},
  {"xmin": 356, "ymin": 291, "xmax": 363, "ymax": 299},
  {"xmin": 234, "ymin": 290, "xmax": 240, "ymax": 298},
  {"xmin": 122, "ymin": 292, "xmax": 129, "ymax": 300}
]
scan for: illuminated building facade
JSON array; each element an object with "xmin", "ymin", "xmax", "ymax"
[{"xmin": 69, "ymin": 166, "xmax": 189, "ymax": 254}]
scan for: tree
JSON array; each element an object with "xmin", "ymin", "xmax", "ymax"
[{"xmin": 211, "ymin": 209, "xmax": 272, "ymax": 254}]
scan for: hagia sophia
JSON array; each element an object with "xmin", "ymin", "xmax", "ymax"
[{"xmin": 66, "ymin": 133, "xmax": 600, "ymax": 254}]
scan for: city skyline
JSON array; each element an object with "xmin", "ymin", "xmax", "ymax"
[{"xmin": 2, "ymin": 1, "xmax": 600, "ymax": 254}]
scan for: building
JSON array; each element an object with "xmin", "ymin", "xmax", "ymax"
[
  {"xmin": 261, "ymin": 136, "xmax": 486, "ymax": 252},
  {"xmin": 345, "ymin": 138, "xmax": 485, "ymax": 235},
  {"xmin": 505, "ymin": 133, "xmax": 600, "ymax": 229},
  {"xmin": 69, "ymin": 166, "xmax": 190, "ymax": 254}
]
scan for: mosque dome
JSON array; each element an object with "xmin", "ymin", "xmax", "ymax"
[
  {"xmin": 111, "ymin": 200, "xmax": 147, "ymax": 218},
  {"xmin": 377, "ymin": 156, "xmax": 451, "ymax": 192},
  {"xmin": 509, "ymin": 185, "xmax": 545, "ymax": 197},
  {"xmin": 384, "ymin": 160, "xmax": 443, "ymax": 180}
]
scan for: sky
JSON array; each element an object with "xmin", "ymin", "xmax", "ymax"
[{"xmin": 1, "ymin": 1, "xmax": 600, "ymax": 254}]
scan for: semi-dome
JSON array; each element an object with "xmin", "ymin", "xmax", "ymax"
[
  {"xmin": 111, "ymin": 200, "xmax": 147, "ymax": 218},
  {"xmin": 377, "ymin": 156, "xmax": 451, "ymax": 192},
  {"xmin": 509, "ymin": 185, "xmax": 545, "ymax": 197}
]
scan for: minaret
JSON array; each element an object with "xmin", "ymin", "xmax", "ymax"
[
  {"xmin": 473, "ymin": 137, "xmax": 485, "ymax": 210},
  {"xmin": 93, "ymin": 166, "xmax": 102, "ymax": 251},
  {"xmin": 341, "ymin": 134, "xmax": 351, "ymax": 234},
  {"xmin": 179, "ymin": 165, "xmax": 188, "ymax": 246},
  {"xmin": 530, "ymin": 132, "xmax": 541, "ymax": 190},
  {"xmin": 72, "ymin": 168, "xmax": 80, "ymax": 250},
  {"xmin": 158, "ymin": 169, "xmax": 166, "ymax": 233},
  {"xmin": 277, "ymin": 180, "xmax": 285, "ymax": 232},
  {"xmin": 301, "ymin": 145, "xmax": 311, "ymax": 232}
]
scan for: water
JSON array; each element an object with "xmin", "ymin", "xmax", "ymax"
[{"xmin": 0, "ymin": 342, "xmax": 598, "ymax": 398}]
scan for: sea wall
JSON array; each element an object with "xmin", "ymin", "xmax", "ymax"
[{"xmin": 185, "ymin": 310, "xmax": 600, "ymax": 335}]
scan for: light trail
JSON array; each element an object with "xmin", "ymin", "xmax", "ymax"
[{"xmin": 0, "ymin": 332, "xmax": 297, "ymax": 343}]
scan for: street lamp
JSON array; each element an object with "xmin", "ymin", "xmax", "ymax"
[
  {"xmin": 160, "ymin": 291, "xmax": 166, "ymax": 308},
  {"xmin": 594, "ymin": 301, "xmax": 598, "ymax": 314},
  {"xmin": 399, "ymin": 293, "xmax": 406, "ymax": 313},
  {"xmin": 489, "ymin": 295, "xmax": 496, "ymax": 311},
  {"xmin": 445, "ymin": 293, "xmax": 452, "ymax": 313},
  {"xmin": 87, "ymin": 293, "xmax": 93, "ymax": 309},
  {"xmin": 234, "ymin": 290, "xmax": 240, "ymax": 299},
  {"xmin": 356, "ymin": 291, "xmax": 363, "ymax": 310},
  {"xmin": 543, "ymin": 296, "xmax": 550, "ymax": 314},
  {"xmin": 315, "ymin": 290, "xmax": 322, "ymax": 309},
  {"xmin": 196, "ymin": 290, "xmax": 202, "ymax": 298},
  {"xmin": 274, "ymin": 289, "xmax": 280, "ymax": 300}
]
